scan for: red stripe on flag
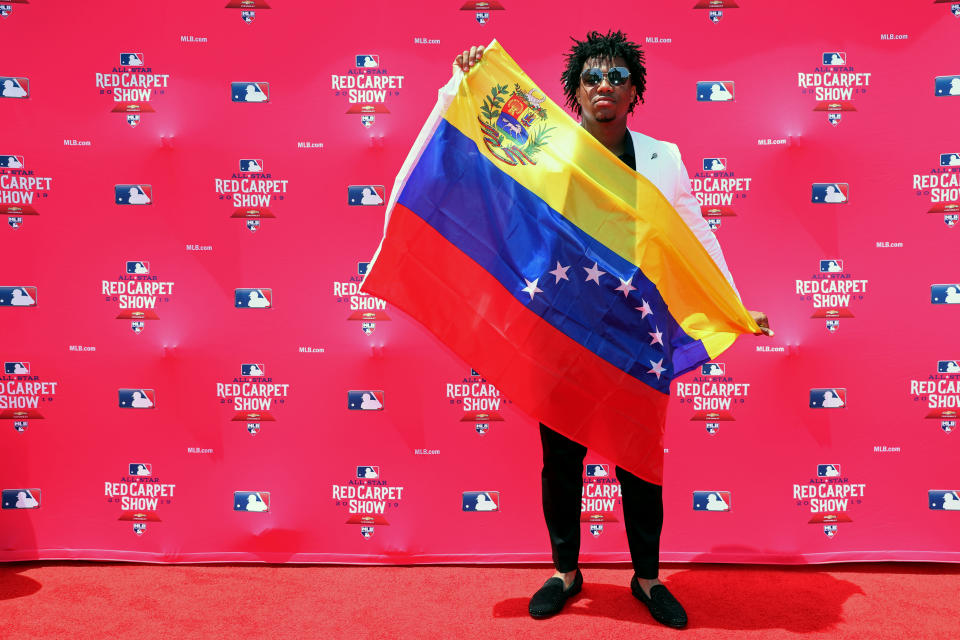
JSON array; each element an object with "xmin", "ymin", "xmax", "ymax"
[{"xmin": 364, "ymin": 204, "xmax": 669, "ymax": 484}]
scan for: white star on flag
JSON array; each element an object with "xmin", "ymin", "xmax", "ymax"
[
  {"xmin": 548, "ymin": 261, "xmax": 570, "ymax": 284},
  {"xmin": 649, "ymin": 326, "xmax": 663, "ymax": 346},
  {"xmin": 521, "ymin": 278, "xmax": 543, "ymax": 300},
  {"xmin": 584, "ymin": 262, "xmax": 606, "ymax": 284},
  {"xmin": 636, "ymin": 299, "xmax": 652, "ymax": 318},
  {"xmin": 615, "ymin": 277, "xmax": 636, "ymax": 297},
  {"xmin": 648, "ymin": 358, "xmax": 667, "ymax": 379}
]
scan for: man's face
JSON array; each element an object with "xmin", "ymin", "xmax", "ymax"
[{"xmin": 575, "ymin": 57, "xmax": 636, "ymax": 126}]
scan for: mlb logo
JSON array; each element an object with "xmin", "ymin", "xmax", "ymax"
[
  {"xmin": 828, "ymin": 113, "xmax": 841, "ymax": 126},
  {"xmin": 929, "ymin": 490, "xmax": 960, "ymax": 510},
  {"xmin": 240, "ymin": 159, "xmax": 264, "ymax": 172},
  {"xmin": 4, "ymin": 362, "xmax": 29, "ymax": 374},
  {"xmin": 702, "ymin": 158, "xmax": 727, "ymax": 171},
  {"xmin": 8, "ymin": 216, "xmax": 22, "ymax": 229},
  {"xmin": 0, "ymin": 77, "xmax": 30, "ymax": 98},
  {"xmin": 360, "ymin": 525, "xmax": 374, "ymax": 539},
  {"xmin": 231, "ymin": 82, "xmax": 270, "ymax": 103},
  {"xmin": 0, "ymin": 286, "xmax": 38, "ymax": 306},
  {"xmin": 931, "ymin": 284, "xmax": 960, "ymax": 304},
  {"xmin": 476, "ymin": 11, "xmax": 490, "ymax": 23},
  {"xmin": 347, "ymin": 185, "xmax": 385, "ymax": 206},
  {"xmin": 940, "ymin": 153, "xmax": 960, "ymax": 167},
  {"xmin": 115, "ymin": 184, "xmax": 153, "ymax": 205},
  {"xmin": 247, "ymin": 422, "xmax": 260, "ymax": 435},
  {"xmin": 938, "ymin": 360, "xmax": 960, "ymax": 373},
  {"xmin": 126, "ymin": 114, "xmax": 140, "ymax": 128},
  {"xmin": 462, "ymin": 491, "xmax": 500, "ymax": 512},
  {"xmin": 826, "ymin": 319, "xmax": 840, "ymax": 332},
  {"xmin": 590, "ymin": 523, "xmax": 604, "ymax": 537},
  {"xmin": 360, "ymin": 114, "xmax": 375, "ymax": 128},
  {"xmin": 822, "ymin": 52, "xmax": 847, "ymax": 66},
  {"xmin": 942, "ymin": 420, "xmax": 956, "ymax": 433},
  {"xmin": 120, "ymin": 53, "xmax": 144, "ymax": 66},
  {"xmin": 817, "ymin": 464, "xmax": 842, "ymax": 477},
  {"xmin": 809, "ymin": 388, "xmax": 846, "ymax": 408},
  {"xmin": 824, "ymin": 524, "xmax": 838, "ymax": 538},
  {"xmin": 475, "ymin": 422, "xmax": 489, "ymax": 435},
  {"xmin": 0, "ymin": 5, "xmax": 11, "ymax": 18},
  {"xmin": 241, "ymin": 10, "xmax": 256, "ymax": 23},
  {"xmin": 129, "ymin": 463, "xmax": 153, "ymax": 476},
  {"xmin": 356, "ymin": 54, "xmax": 380, "ymax": 68},
  {"xmin": 241, "ymin": 363, "xmax": 265, "ymax": 376},
  {"xmin": 708, "ymin": 10, "xmax": 722, "ymax": 22},
  {"xmin": 953, "ymin": 3, "xmax": 960, "ymax": 17},
  {"xmin": 133, "ymin": 522, "xmax": 146, "ymax": 535},
  {"xmin": 347, "ymin": 390, "xmax": 384, "ymax": 410},
  {"xmin": 235, "ymin": 288, "xmax": 273, "ymax": 308},
  {"xmin": 945, "ymin": 215, "xmax": 959, "ymax": 227},
  {"xmin": 126, "ymin": 261, "xmax": 150, "ymax": 274},
  {"xmin": 707, "ymin": 218, "xmax": 722, "ymax": 230},
  {"xmin": 701, "ymin": 363, "xmax": 725, "ymax": 376},
  {"xmin": 118, "ymin": 388, "xmax": 156, "ymax": 409},
  {"xmin": 1, "ymin": 489, "xmax": 40, "ymax": 509},
  {"xmin": 357, "ymin": 466, "xmax": 380, "ymax": 479},
  {"xmin": 131, "ymin": 321, "xmax": 144, "ymax": 334},
  {"xmin": 13, "ymin": 421, "xmax": 28, "ymax": 432},
  {"xmin": 692, "ymin": 491, "xmax": 731, "ymax": 511},
  {"xmin": 586, "ymin": 464, "xmax": 610, "ymax": 478},
  {"xmin": 358, "ymin": 262, "xmax": 370, "ymax": 275},
  {"xmin": 934, "ymin": 75, "xmax": 960, "ymax": 97},
  {"xmin": 811, "ymin": 183, "xmax": 849, "ymax": 203},
  {"xmin": 234, "ymin": 491, "xmax": 270, "ymax": 512},
  {"xmin": 361, "ymin": 321, "xmax": 375, "ymax": 335},
  {"xmin": 705, "ymin": 423, "xmax": 719, "ymax": 434},
  {"xmin": 696, "ymin": 81, "xmax": 735, "ymax": 102},
  {"xmin": 246, "ymin": 219, "xmax": 260, "ymax": 233},
  {"xmin": 0, "ymin": 154, "xmax": 24, "ymax": 168},
  {"xmin": 470, "ymin": 368, "xmax": 481, "ymax": 377},
  {"xmin": 819, "ymin": 259, "xmax": 843, "ymax": 273}
]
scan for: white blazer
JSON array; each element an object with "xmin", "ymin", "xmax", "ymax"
[{"xmin": 628, "ymin": 129, "xmax": 741, "ymax": 299}]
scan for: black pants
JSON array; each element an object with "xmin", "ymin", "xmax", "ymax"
[{"xmin": 540, "ymin": 423, "xmax": 663, "ymax": 579}]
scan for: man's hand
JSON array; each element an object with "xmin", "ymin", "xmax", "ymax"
[
  {"xmin": 453, "ymin": 45, "xmax": 485, "ymax": 74},
  {"xmin": 749, "ymin": 310, "xmax": 773, "ymax": 336}
]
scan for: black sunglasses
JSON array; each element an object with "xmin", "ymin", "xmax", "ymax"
[{"xmin": 580, "ymin": 67, "xmax": 631, "ymax": 87}]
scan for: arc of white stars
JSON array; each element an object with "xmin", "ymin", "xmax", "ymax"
[
  {"xmin": 548, "ymin": 261, "xmax": 570, "ymax": 284},
  {"xmin": 649, "ymin": 326, "xmax": 663, "ymax": 346},
  {"xmin": 521, "ymin": 278, "xmax": 543, "ymax": 301},
  {"xmin": 636, "ymin": 298, "xmax": 652, "ymax": 318},
  {"xmin": 584, "ymin": 262, "xmax": 606, "ymax": 285},
  {"xmin": 648, "ymin": 358, "xmax": 667, "ymax": 379},
  {"xmin": 615, "ymin": 277, "xmax": 637, "ymax": 298}
]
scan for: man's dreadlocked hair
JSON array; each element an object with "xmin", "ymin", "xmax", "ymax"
[{"xmin": 561, "ymin": 30, "xmax": 647, "ymax": 116}]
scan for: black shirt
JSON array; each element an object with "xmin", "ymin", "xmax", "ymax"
[{"xmin": 616, "ymin": 131, "xmax": 636, "ymax": 171}]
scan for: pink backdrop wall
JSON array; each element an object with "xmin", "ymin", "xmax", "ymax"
[{"xmin": 2, "ymin": 0, "xmax": 959, "ymax": 563}]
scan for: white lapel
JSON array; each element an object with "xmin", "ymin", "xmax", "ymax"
[{"xmin": 628, "ymin": 129, "xmax": 669, "ymax": 198}]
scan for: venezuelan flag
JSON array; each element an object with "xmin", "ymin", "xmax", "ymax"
[{"xmin": 363, "ymin": 41, "xmax": 758, "ymax": 484}]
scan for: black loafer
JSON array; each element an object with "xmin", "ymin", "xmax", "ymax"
[
  {"xmin": 528, "ymin": 569, "xmax": 583, "ymax": 619},
  {"xmin": 631, "ymin": 576, "xmax": 688, "ymax": 629}
]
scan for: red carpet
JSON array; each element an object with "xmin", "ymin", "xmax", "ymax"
[{"xmin": 1, "ymin": 562, "xmax": 958, "ymax": 639}]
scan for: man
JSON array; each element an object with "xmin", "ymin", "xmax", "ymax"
[
  {"xmin": 454, "ymin": 31, "xmax": 771, "ymax": 628},
  {"xmin": 823, "ymin": 184, "xmax": 846, "ymax": 203},
  {"xmin": 127, "ymin": 186, "xmax": 150, "ymax": 205}
]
